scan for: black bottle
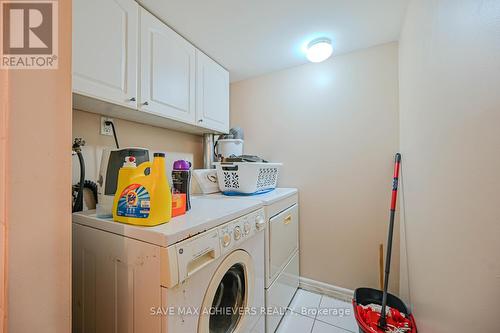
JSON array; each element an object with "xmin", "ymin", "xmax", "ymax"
[{"xmin": 172, "ymin": 160, "xmax": 192, "ymax": 211}]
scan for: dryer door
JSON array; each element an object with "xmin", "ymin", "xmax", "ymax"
[{"xmin": 198, "ymin": 250, "xmax": 255, "ymax": 333}]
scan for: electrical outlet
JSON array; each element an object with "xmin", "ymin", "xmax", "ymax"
[{"xmin": 100, "ymin": 117, "xmax": 114, "ymax": 136}]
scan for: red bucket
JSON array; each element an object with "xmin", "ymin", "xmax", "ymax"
[{"xmin": 353, "ymin": 288, "xmax": 417, "ymax": 333}]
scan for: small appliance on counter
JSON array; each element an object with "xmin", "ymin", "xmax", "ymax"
[
  {"xmin": 215, "ymin": 127, "xmax": 245, "ymax": 160},
  {"xmin": 96, "ymin": 147, "xmax": 150, "ymax": 217},
  {"xmin": 191, "ymin": 169, "xmax": 220, "ymax": 194},
  {"xmin": 215, "ymin": 138, "xmax": 244, "ymax": 159},
  {"xmin": 172, "ymin": 160, "xmax": 192, "ymax": 211}
]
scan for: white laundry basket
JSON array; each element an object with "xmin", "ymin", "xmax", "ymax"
[{"xmin": 214, "ymin": 162, "xmax": 282, "ymax": 195}]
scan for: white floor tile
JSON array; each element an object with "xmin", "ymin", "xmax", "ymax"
[
  {"xmin": 289, "ymin": 289, "xmax": 322, "ymax": 318},
  {"xmin": 316, "ymin": 296, "xmax": 358, "ymax": 332},
  {"xmin": 312, "ymin": 320, "xmax": 352, "ymax": 333},
  {"xmin": 276, "ymin": 311, "xmax": 315, "ymax": 333}
]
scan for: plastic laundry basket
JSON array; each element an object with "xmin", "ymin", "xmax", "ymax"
[{"xmin": 214, "ymin": 162, "xmax": 282, "ymax": 194}]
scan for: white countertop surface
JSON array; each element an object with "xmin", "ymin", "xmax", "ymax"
[
  {"xmin": 202, "ymin": 188, "xmax": 298, "ymax": 206},
  {"xmin": 72, "ymin": 197, "xmax": 262, "ymax": 247}
]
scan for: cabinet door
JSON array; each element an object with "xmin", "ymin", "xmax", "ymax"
[
  {"xmin": 73, "ymin": 0, "xmax": 138, "ymax": 108},
  {"xmin": 196, "ymin": 51, "xmax": 230, "ymax": 133},
  {"xmin": 140, "ymin": 9, "xmax": 196, "ymax": 124}
]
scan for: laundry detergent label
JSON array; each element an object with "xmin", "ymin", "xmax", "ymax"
[{"xmin": 117, "ymin": 184, "xmax": 150, "ymax": 218}]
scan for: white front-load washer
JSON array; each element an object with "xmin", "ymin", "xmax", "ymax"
[
  {"xmin": 161, "ymin": 208, "xmax": 266, "ymax": 333},
  {"xmin": 73, "ymin": 201, "xmax": 266, "ymax": 333}
]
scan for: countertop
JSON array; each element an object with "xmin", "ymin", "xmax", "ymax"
[{"xmin": 72, "ymin": 196, "xmax": 262, "ymax": 247}]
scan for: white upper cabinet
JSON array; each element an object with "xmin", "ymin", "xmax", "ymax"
[
  {"xmin": 139, "ymin": 9, "xmax": 196, "ymax": 124},
  {"xmin": 73, "ymin": 3, "xmax": 229, "ymax": 133},
  {"xmin": 73, "ymin": 0, "xmax": 138, "ymax": 109},
  {"xmin": 196, "ymin": 51, "xmax": 230, "ymax": 133}
]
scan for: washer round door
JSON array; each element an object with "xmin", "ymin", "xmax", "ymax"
[{"xmin": 198, "ymin": 250, "xmax": 255, "ymax": 333}]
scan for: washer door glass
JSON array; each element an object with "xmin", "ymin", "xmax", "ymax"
[
  {"xmin": 209, "ymin": 263, "xmax": 245, "ymax": 332},
  {"xmin": 198, "ymin": 250, "xmax": 255, "ymax": 333}
]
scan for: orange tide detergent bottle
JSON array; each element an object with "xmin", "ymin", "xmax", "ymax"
[{"xmin": 112, "ymin": 153, "xmax": 172, "ymax": 226}]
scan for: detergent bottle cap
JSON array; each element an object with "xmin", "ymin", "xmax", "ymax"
[
  {"xmin": 173, "ymin": 160, "xmax": 191, "ymax": 170},
  {"xmin": 123, "ymin": 156, "xmax": 137, "ymax": 168}
]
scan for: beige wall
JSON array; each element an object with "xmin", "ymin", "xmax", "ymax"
[
  {"xmin": 231, "ymin": 43, "xmax": 400, "ymax": 292},
  {"xmin": 0, "ymin": 53, "xmax": 7, "ymax": 333},
  {"xmin": 399, "ymin": 0, "xmax": 500, "ymax": 331},
  {"xmin": 1, "ymin": 0, "xmax": 72, "ymax": 332},
  {"xmin": 72, "ymin": 110, "xmax": 203, "ymax": 185}
]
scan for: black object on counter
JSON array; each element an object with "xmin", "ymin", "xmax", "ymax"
[{"xmin": 172, "ymin": 160, "xmax": 192, "ymax": 211}]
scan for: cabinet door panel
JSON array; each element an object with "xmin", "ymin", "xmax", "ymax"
[
  {"xmin": 196, "ymin": 51, "xmax": 230, "ymax": 133},
  {"xmin": 140, "ymin": 9, "xmax": 196, "ymax": 123},
  {"xmin": 73, "ymin": 0, "xmax": 138, "ymax": 108}
]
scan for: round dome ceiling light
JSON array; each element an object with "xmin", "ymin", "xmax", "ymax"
[{"xmin": 306, "ymin": 38, "xmax": 333, "ymax": 63}]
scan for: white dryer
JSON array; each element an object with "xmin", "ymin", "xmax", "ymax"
[{"xmin": 73, "ymin": 197, "xmax": 266, "ymax": 333}]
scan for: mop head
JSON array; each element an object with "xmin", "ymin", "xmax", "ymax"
[{"xmin": 356, "ymin": 303, "xmax": 412, "ymax": 333}]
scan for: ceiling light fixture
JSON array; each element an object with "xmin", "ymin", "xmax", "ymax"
[{"xmin": 306, "ymin": 38, "xmax": 333, "ymax": 63}]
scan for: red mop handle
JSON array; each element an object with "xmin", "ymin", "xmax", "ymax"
[
  {"xmin": 390, "ymin": 153, "xmax": 402, "ymax": 211},
  {"xmin": 379, "ymin": 153, "xmax": 402, "ymax": 329}
]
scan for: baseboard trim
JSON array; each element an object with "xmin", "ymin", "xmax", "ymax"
[{"xmin": 299, "ymin": 277, "xmax": 354, "ymax": 302}]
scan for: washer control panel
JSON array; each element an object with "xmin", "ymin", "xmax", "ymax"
[
  {"xmin": 218, "ymin": 208, "xmax": 265, "ymax": 254},
  {"xmin": 168, "ymin": 208, "xmax": 266, "ymax": 287}
]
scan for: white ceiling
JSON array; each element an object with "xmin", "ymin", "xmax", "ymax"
[{"xmin": 138, "ymin": 0, "xmax": 410, "ymax": 82}]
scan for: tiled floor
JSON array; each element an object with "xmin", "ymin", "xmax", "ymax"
[{"xmin": 276, "ymin": 289, "xmax": 358, "ymax": 333}]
